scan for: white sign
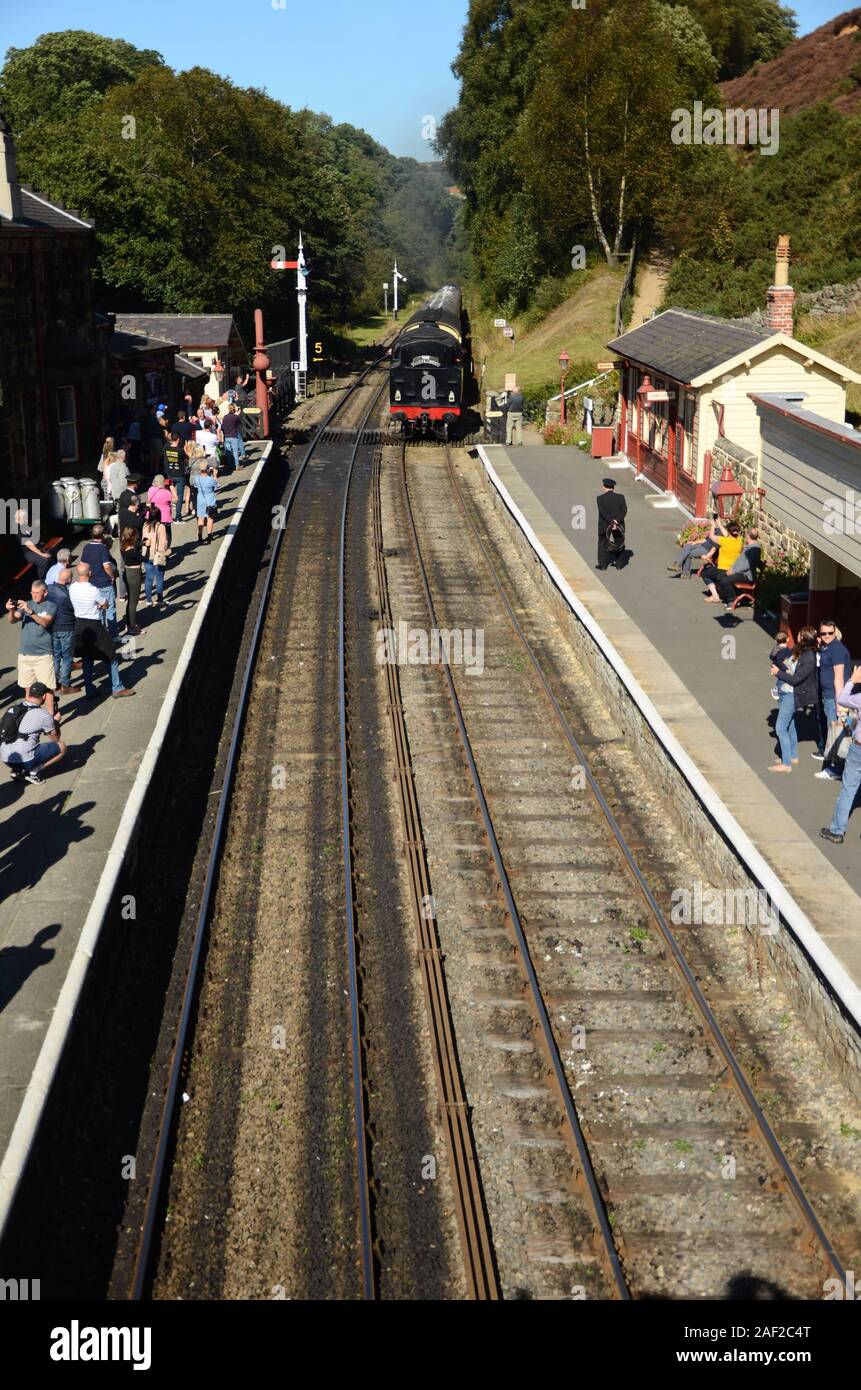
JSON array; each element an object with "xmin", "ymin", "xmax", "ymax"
[
  {"xmin": 646, "ymin": 390, "xmax": 670, "ymax": 402},
  {"xmin": 503, "ymin": 327, "xmax": 515, "ymax": 339},
  {"xmin": 494, "ymin": 318, "xmax": 507, "ymax": 328},
  {"xmin": 383, "ymin": 282, "xmax": 389, "ymax": 290},
  {"xmin": 291, "ymin": 361, "xmax": 301, "ymax": 372}
]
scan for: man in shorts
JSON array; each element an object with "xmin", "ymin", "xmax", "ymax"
[
  {"xmin": 6, "ymin": 579, "xmax": 58, "ymax": 715},
  {"xmin": 1, "ymin": 680, "xmax": 66, "ymax": 785}
]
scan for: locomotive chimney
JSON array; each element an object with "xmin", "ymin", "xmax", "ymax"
[{"xmin": 765, "ymin": 235, "xmax": 795, "ymax": 335}]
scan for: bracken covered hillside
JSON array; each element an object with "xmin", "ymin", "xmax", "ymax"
[{"xmin": 721, "ymin": 8, "xmax": 861, "ymax": 116}]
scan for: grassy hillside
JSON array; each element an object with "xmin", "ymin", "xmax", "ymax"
[
  {"xmin": 468, "ymin": 265, "xmax": 624, "ymax": 395},
  {"xmin": 797, "ymin": 309, "xmax": 861, "ymax": 416}
]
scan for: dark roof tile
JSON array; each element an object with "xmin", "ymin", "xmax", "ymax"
[
  {"xmin": 114, "ymin": 314, "xmax": 237, "ymax": 348},
  {"xmin": 608, "ymin": 309, "xmax": 772, "ymax": 383}
]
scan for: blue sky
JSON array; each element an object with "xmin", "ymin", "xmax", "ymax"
[{"xmin": 0, "ymin": 1, "xmax": 837, "ymax": 159}]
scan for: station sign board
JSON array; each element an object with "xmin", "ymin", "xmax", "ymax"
[{"xmin": 646, "ymin": 390, "xmax": 670, "ymax": 402}]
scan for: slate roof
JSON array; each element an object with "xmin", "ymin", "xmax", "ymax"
[
  {"xmin": 109, "ymin": 330, "xmax": 179, "ymax": 357},
  {"xmin": 175, "ymin": 354, "xmax": 209, "ymax": 379},
  {"xmin": 608, "ymin": 309, "xmax": 773, "ymax": 384},
  {"xmin": 114, "ymin": 314, "xmax": 237, "ymax": 348},
  {"xmin": 0, "ymin": 186, "xmax": 94, "ymax": 230}
]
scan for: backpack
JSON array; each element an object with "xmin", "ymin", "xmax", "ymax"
[{"xmin": 0, "ymin": 701, "xmax": 29, "ymax": 746}]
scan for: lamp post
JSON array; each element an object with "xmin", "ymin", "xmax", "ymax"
[
  {"xmin": 383, "ymin": 282, "xmax": 389, "ymax": 317},
  {"xmin": 711, "ymin": 461, "xmax": 744, "ymax": 521},
  {"xmin": 636, "ymin": 375, "xmax": 653, "ymax": 478},
  {"xmin": 559, "ymin": 349, "xmax": 570, "ymax": 426},
  {"xmin": 253, "ymin": 308, "xmax": 271, "ymax": 439}
]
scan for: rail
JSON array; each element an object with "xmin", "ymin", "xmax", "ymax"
[
  {"xmin": 399, "ymin": 441, "xmax": 631, "ymax": 1299},
  {"xmin": 128, "ymin": 352, "xmax": 388, "ymax": 1299},
  {"xmin": 441, "ymin": 442, "xmax": 846, "ymax": 1291}
]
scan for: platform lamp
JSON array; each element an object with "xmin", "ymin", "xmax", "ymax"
[
  {"xmin": 711, "ymin": 461, "xmax": 745, "ymax": 522},
  {"xmin": 635, "ymin": 374, "xmax": 653, "ymax": 477},
  {"xmin": 559, "ymin": 349, "xmax": 571, "ymax": 425}
]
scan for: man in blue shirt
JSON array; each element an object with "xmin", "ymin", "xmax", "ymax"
[
  {"xmin": 47, "ymin": 567, "xmax": 78, "ymax": 694},
  {"xmin": 814, "ymin": 622, "xmax": 852, "ymax": 780},
  {"xmin": 80, "ymin": 524, "xmax": 119, "ymax": 639}
]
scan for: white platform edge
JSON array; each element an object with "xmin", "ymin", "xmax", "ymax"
[
  {"xmin": 0, "ymin": 444, "xmax": 274, "ymax": 1237},
  {"xmin": 476, "ymin": 443, "xmax": 861, "ymax": 1032}
]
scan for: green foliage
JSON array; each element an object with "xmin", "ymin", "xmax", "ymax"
[
  {"xmin": 662, "ymin": 104, "xmax": 861, "ymax": 318},
  {"xmin": 543, "ymin": 423, "xmax": 591, "ymax": 447},
  {"xmin": 1, "ymin": 33, "xmax": 461, "ymax": 345},
  {"xmin": 0, "ymin": 30, "xmax": 164, "ymax": 130},
  {"xmin": 440, "ymin": 0, "xmax": 720, "ymax": 310},
  {"xmin": 671, "ymin": 0, "xmax": 796, "ymax": 79}
]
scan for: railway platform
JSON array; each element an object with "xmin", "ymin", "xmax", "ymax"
[
  {"xmin": 0, "ymin": 442, "xmax": 272, "ymax": 1220},
  {"xmin": 479, "ymin": 442, "xmax": 861, "ymax": 1021}
]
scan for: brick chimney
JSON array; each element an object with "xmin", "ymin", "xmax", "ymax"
[
  {"xmin": 765, "ymin": 234, "xmax": 795, "ymax": 335},
  {"xmin": 0, "ymin": 114, "xmax": 24, "ymax": 223}
]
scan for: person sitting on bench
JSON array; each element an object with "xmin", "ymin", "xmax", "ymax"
[
  {"xmin": 703, "ymin": 528, "xmax": 761, "ymax": 605},
  {"xmin": 667, "ymin": 515, "xmax": 725, "ymax": 579}
]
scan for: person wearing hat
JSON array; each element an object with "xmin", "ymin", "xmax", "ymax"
[
  {"xmin": 596, "ymin": 478, "xmax": 628, "ymax": 571},
  {"xmin": 1, "ymin": 681, "xmax": 66, "ymax": 785}
]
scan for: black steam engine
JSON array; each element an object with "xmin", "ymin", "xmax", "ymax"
[{"xmin": 389, "ymin": 285, "xmax": 473, "ymax": 438}]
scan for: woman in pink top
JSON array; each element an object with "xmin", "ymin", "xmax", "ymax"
[{"xmin": 147, "ymin": 474, "xmax": 177, "ymax": 542}]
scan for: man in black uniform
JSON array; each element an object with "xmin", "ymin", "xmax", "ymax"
[{"xmin": 596, "ymin": 478, "xmax": 628, "ymax": 570}]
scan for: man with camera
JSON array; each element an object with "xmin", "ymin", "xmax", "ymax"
[{"xmin": 6, "ymin": 579, "xmax": 58, "ymax": 717}]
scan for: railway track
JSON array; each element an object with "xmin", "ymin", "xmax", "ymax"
[
  {"xmin": 129, "ymin": 360, "xmax": 392, "ymax": 1299},
  {"xmin": 128, "ymin": 360, "xmax": 484, "ymax": 1302},
  {"xmin": 385, "ymin": 439, "xmax": 847, "ymax": 1299}
]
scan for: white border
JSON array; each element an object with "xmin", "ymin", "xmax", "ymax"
[
  {"xmin": 477, "ymin": 443, "xmax": 861, "ymax": 1030},
  {"xmin": 0, "ymin": 445, "xmax": 273, "ymax": 1236}
]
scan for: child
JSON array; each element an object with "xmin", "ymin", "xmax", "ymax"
[{"xmin": 770, "ymin": 631, "xmax": 793, "ymax": 700}]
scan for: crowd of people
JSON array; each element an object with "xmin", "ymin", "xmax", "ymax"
[
  {"xmin": 665, "ymin": 510, "xmax": 860, "ymax": 843},
  {"xmin": 1, "ymin": 389, "xmax": 251, "ymax": 787}
]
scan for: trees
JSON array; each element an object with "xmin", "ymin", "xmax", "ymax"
[
  {"xmin": 1, "ymin": 35, "xmax": 461, "ymax": 341},
  {"xmin": 0, "ymin": 30, "xmax": 164, "ymax": 132},
  {"xmin": 670, "ymin": 0, "xmax": 796, "ymax": 80}
]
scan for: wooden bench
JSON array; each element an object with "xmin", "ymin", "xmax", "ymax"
[
  {"xmin": 1, "ymin": 536, "xmax": 66, "ymax": 601},
  {"xmin": 727, "ymin": 560, "xmax": 765, "ymax": 615}
]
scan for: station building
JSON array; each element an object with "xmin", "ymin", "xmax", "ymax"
[
  {"xmin": 607, "ymin": 238, "xmax": 861, "ymax": 518},
  {"xmin": 0, "ymin": 114, "xmax": 103, "ymax": 497},
  {"xmin": 749, "ymin": 392, "xmax": 861, "ymax": 650},
  {"xmin": 113, "ymin": 314, "xmax": 248, "ymax": 398}
]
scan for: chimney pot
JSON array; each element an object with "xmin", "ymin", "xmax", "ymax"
[{"xmin": 767, "ymin": 235, "xmax": 795, "ymax": 333}]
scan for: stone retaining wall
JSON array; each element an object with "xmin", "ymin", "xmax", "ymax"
[{"xmin": 710, "ymin": 437, "xmax": 811, "ymax": 565}]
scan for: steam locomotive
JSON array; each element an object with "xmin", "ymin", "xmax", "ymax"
[{"xmin": 389, "ymin": 285, "xmax": 472, "ymax": 438}]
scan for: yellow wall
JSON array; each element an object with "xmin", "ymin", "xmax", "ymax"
[{"xmin": 696, "ymin": 345, "xmax": 847, "ymax": 481}]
